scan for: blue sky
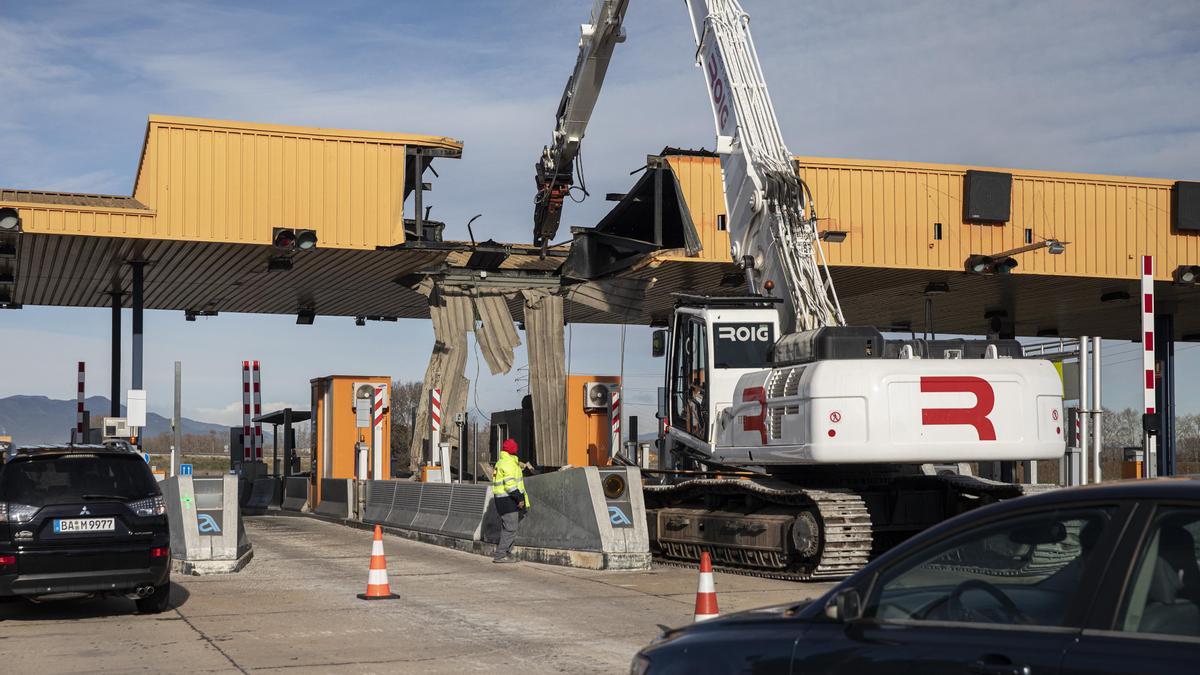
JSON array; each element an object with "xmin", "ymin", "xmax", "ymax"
[{"xmin": 1, "ymin": 0, "xmax": 1199, "ymax": 431}]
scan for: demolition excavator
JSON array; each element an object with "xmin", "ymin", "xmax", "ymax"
[{"xmin": 534, "ymin": 0, "xmax": 1065, "ymax": 579}]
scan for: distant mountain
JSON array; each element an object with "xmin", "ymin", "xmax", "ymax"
[{"xmin": 0, "ymin": 395, "xmax": 230, "ymax": 445}]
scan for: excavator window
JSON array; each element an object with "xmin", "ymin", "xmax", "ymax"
[{"xmin": 670, "ymin": 317, "xmax": 710, "ymax": 441}]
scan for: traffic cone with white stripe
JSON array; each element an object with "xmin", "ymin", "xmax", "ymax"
[
  {"xmin": 357, "ymin": 525, "xmax": 399, "ymax": 601},
  {"xmin": 693, "ymin": 551, "xmax": 719, "ymax": 622}
]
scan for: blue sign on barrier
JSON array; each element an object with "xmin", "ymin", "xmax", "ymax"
[
  {"xmin": 608, "ymin": 505, "xmax": 633, "ymax": 527},
  {"xmin": 197, "ymin": 513, "xmax": 222, "ymax": 534},
  {"xmin": 180, "ymin": 463, "xmax": 193, "ymax": 476}
]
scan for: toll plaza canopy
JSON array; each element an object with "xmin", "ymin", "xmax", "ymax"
[
  {"xmin": 563, "ymin": 150, "xmax": 1200, "ymax": 341},
  {"xmin": 1, "ymin": 116, "xmax": 1197, "ymax": 341}
]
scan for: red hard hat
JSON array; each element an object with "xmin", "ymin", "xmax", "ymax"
[{"xmin": 501, "ymin": 439, "xmax": 519, "ymax": 455}]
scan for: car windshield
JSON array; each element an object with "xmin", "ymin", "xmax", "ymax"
[{"xmin": 1, "ymin": 454, "xmax": 158, "ymax": 506}]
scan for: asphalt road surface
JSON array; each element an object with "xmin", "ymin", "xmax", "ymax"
[{"xmin": 0, "ymin": 513, "xmax": 834, "ymax": 673}]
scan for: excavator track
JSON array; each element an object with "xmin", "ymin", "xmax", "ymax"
[
  {"xmin": 644, "ymin": 473, "xmax": 1055, "ymax": 582},
  {"xmin": 645, "ymin": 478, "xmax": 873, "ymax": 581}
]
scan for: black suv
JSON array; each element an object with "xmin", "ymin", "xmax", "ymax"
[{"xmin": 0, "ymin": 442, "xmax": 171, "ymax": 613}]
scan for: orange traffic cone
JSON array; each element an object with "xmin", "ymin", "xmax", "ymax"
[
  {"xmin": 357, "ymin": 525, "xmax": 399, "ymax": 601},
  {"xmin": 693, "ymin": 551, "xmax": 719, "ymax": 622}
]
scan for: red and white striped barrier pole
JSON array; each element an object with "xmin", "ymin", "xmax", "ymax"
[
  {"xmin": 75, "ymin": 362, "xmax": 86, "ymax": 443},
  {"xmin": 694, "ymin": 551, "xmax": 720, "ymax": 622},
  {"xmin": 1142, "ymin": 255, "xmax": 1156, "ymax": 477},
  {"xmin": 252, "ymin": 360, "xmax": 263, "ymax": 462},
  {"xmin": 610, "ymin": 389, "xmax": 621, "ymax": 460},
  {"xmin": 373, "ymin": 384, "xmax": 386, "ymax": 478},
  {"xmin": 430, "ymin": 388, "xmax": 442, "ymax": 467},
  {"xmin": 241, "ymin": 361, "xmax": 252, "ymax": 463}
]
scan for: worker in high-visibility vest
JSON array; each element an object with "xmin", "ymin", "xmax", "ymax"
[{"xmin": 492, "ymin": 438, "xmax": 530, "ymax": 563}]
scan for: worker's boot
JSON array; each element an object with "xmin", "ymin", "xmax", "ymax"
[{"xmin": 492, "ymin": 554, "xmax": 519, "ymax": 564}]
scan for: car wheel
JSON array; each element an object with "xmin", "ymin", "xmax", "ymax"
[{"xmin": 135, "ymin": 582, "xmax": 172, "ymax": 614}]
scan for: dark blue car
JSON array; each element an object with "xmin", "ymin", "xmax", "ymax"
[{"xmin": 633, "ymin": 477, "xmax": 1200, "ymax": 674}]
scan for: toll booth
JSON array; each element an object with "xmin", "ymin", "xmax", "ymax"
[
  {"xmin": 491, "ymin": 374, "xmax": 621, "ymax": 468},
  {"xmin": 311, "ymin": 375, "xmax": 392, "ymax": 505}
]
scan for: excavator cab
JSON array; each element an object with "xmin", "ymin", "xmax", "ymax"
[{"xmin": 659, "ymin": 296, "xmax": 781, "ymax": 456}]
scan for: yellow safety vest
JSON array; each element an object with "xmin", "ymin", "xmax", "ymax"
[{"xmin": 492, "ymin": 453, "xmax": 529, "ymax": 506}]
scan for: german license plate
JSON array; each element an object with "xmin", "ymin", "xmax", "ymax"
[{"xmin": 54, "ymin": 518, "xmax": 115, "ymax": 533}]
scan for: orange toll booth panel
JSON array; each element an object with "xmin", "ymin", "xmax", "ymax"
[
  {"xmin": 565, "ymin": 374, "xmax": 621, "ymax": 468},
  {"xmin": 311, "ymin": 375, "xmax": 391, "ymax": 503}
]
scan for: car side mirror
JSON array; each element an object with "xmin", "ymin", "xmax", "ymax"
[
  {"xmin": 652, "ymin": 329, "xmax": 667, "ymax": 358},
  {"xmin": 824, "ymin": 588, "xmax": 863, "ymax": 623}
]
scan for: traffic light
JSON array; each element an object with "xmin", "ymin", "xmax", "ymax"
[
  {"xmin": 0, "ymin": 207, "xmax": 20, "ymax": 232},
  {"xmin": 272, "ymin": 228, "xmax": 318, "ymax": 251},
  {"xmin": 965, "ymin": 255, "xmax": 1018, "ymax": 275},
  {"xmin": 1173, "ymin": 265, "xmax": 1200, "ymax": 285}
]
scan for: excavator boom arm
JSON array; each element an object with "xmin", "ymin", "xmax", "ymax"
[{"xmin": 533, "ymin": 0, "xmax": 630, "ymax": 248}]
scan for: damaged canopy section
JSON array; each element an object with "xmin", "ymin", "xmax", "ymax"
[
  {"xmin": 408, "ymin": 273, "xmax": 570, "ymax": 472},
  {"xmin": 562, "ymin": 150, "xmax": 705, "ymax": 280}
]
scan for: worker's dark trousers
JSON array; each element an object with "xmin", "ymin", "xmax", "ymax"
[
  {"xmin": 494, "ymin": 494, "xmax": 524, "ymax": 560},
  {"xmin": 495, "ymin": 510, "xmax": 521, "ymax": 560}
]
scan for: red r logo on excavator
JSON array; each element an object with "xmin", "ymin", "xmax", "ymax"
[
  {"xmin": 742, "ymin": 386, "xmax": 768, "ymax": 444},
  {"xmin": 920, "ymin": 376, "xmax": 997, "ymax": 441}
]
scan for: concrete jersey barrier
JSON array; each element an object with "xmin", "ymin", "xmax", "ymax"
[
  {"xmin": 315, "ymin": 478, "xmax": 353, "ymax": 519},
  {"xmin": 481, "ymin": 466, "xmax": 650, "ymax": 569},
  {"xmin": 282, "ymin": 476, "xmax": 310, "ymax": 512},
  {"xmin": 241, "ymin": 478, "xmax": 275, "ymax": 516},
  {"xmin": 363, "ymin": 480, "xmax": 491, "ymax": 541},
  {"xmin": 161, "ymin": 474, "xmax": 253, "ymax": 575}
]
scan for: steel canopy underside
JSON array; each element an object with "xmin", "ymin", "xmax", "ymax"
[{"xmin": 5, "ymin": 230, "xmax": 1197, "ymax": 341}]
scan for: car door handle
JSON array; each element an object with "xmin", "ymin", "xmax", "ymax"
[{"xmin": 968, "ymin": 657, "xmax": 1031, "ymax": 675}]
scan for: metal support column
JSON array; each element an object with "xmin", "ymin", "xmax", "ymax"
[
  {"xmin": 653, "ymin": 166, "xmax": 664, "ymax": 247},
  {"xmin": 131, "ymin": 262, "xmax": 144, "ymax": 392},
  {"xmin": 1155, "ymin": 314, "xmax": 1176, "ymax": 476},
  {"xmin": 283, "ymin": 408, "xmax": 294, "ymax": 477},
  {"xmin": 110, "ymin": 291, "xmax": 122, "ymax": 418},
  {"xmin": 1091, "ymin": 337, "xmax": 1103, "ymax": 483},
  {"xmin": 173, "ymin": 361, "xmax": 182, "ymax": 477},
  {"xmin": 1077, "ymin": 336, "xmax": 1090, "ymax": 485},
  {"xmin": 412, "ymin": 151, "xmax": 425, "ymax": 240},
  {"xmin": 461, "ymin": 412, "xmax": 470, "ymax": 483}
]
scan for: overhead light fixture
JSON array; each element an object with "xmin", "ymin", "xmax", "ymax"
[
  {"xmin": 393, "ymin": 272, "xmax": 425, "ymax": 289},
  {"xmin": 1173, "ymin": 265, "xmax": 1200, "ymax": 285},
  {"xmin": 965, "ymin": 254, "xmax": 1018, "ymax": 275},
  {"xmin": 357, "ymin": 315, "xmax": 399, "ymax": 325},
  {"xmin": 184, "ymin": 309, "xmax": 218, "ymax": 321},
  {"xmin": 1046, "ymin": 239, "xmax": 1067, "ymax": 255},
  {"xmin": 1100, "ymin": 290, "xmax": 1131, "ymax": 303},
  {"xmin": 0, "ymin": 207, "xmax": 20, "ymax": 232},
  {"xmin": 720, "ymin": 271, "xmax": 745, "ymax": 288},
  {"xmin": 296, "ymin": 309, "xmax": 315, "ymax": 325},
  {"xmin": 267, "ymin": 256, "xmax": 293, "ymax": 272},
  {"xmin": 295, "ymin": 229, "xmax": 318, "ymax": 251},
  {"xmin": 818, "ymin": 230, "xmax": 848, "ymax": 243},
  {"xmin": 923, "ymin": 281, "xmax": 950, "ymax": 295}
]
